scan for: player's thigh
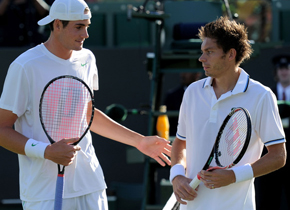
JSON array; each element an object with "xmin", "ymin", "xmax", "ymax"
[
  {"xmin": 22, "ymin": 199, "xmax": 74, "ymax": 210},
  {"xmin": 22, "ymin": 190, "xmax": 108, "ymax": 210},
  {"xmin": 76, "ymin": 190, "xmax": 108, "ymax": 210},
  {"xmin": 22, "ymin": 199, "xmax": 54, "ymax": 210}
]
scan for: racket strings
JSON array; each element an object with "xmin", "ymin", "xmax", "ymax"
[
  {"xmin": 41, "ymin": 78, "xmax": 92, "ymax": 142},
  {"xmin": 216, "ymin": 110, "xmax": 248, "ymax": 167}
]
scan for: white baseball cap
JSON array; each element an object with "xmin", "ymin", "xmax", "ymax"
[{"xmin": 38, "ymin": 0, "xmax": 92, "ymax": 26}]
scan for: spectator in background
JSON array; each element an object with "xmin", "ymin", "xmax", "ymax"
[
  {"xmin": 272, "ymin": 55, "xmax": 290, "ymax": 102},
  {"xmin": 0, "ymin": 0, "xmax": 52, "ymax": 47},
  {"xmin": 164, "ymin": 72, "xmax": 202, "ymax": 136},
  {"xmin": 255, "ymin": 54, "xmax": 290, "ymax": 210}
]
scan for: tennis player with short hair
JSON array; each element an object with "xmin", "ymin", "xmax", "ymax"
[
  {"xmin": 0, "ymin": 0, "xmax": 171, "ymax": 209},
  {"xmin": 170, "ymin": 17, "xmax": 286, "ymax": 210}
]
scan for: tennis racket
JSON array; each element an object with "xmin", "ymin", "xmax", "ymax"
[
  {"xmin": 39, "ymin": 75, "xmax": 95, "ymax": 210},
  {"xmin": 163, "ymin": 107, "xmax": 252, "ymax": 210}
]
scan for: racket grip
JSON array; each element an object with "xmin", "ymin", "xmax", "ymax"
[
  {"xmin": 162, "ymin": 175, "xmax": 201, "ymax": 210},
  {"xmin": 54, "ymin": 174, "xmax": 64, "ymax": 210},
  {"xmin": 162, "ymin": 192, "xmax": 177, "ymax": 210},
  {"xmin": 189, "ymin": 175, "xmax": 202, "ymax": 189}
]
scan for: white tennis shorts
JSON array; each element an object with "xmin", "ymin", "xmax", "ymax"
[{"xmin": 22, "ymin": 189, "xmax": 108, "ymax": 210}]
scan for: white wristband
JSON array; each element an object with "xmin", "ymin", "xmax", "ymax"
[
  {"xmin": 170, "ymin": 164, "xmax": 186, "ymax": 184},
  {"xmin": 232, "ymin": 163, "xmax": 254, "ymax": 183},
  {"xmin": 25, "ymin": 139, "xmax": 50, "ymax": 159}
]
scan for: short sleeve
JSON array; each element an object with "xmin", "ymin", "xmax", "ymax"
[
  {"xmin": 255, "ymin": 90, "xmax": 285, "ymax": 146},
  {"xmin": 0, "ymin": 62, "xmax": 30, "ymax": 117},
  {"xmin": 176, "ymin": 90, "xmax": 187, "ymax": 140},
  {"xmin": 93, "ymin": 65, "xmax": 99, "ymax": 91},
  {"xmin": 87, "ymin": 50, "xmax": 99, "ymax": 91}
]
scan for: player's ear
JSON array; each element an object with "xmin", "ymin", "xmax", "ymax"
[
  {"xmin": 54, "ymin": 19, "xmax": 61, "ymax": 30},
  {"xmin": 228, "ymin": 48, "xmax": 236, "ymax": 61}
]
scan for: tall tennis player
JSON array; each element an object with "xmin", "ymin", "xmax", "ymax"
[{"xmin": 0, "ymin": 0, "xmax": 171, "ymax": 209}]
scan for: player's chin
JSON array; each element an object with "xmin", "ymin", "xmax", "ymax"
[
  {"xmin": 75, "ymin": 45, "xmax": 83, "ymax": 51},
  {"xmin": 74, "ymin": 41, "xmax": 85, "ymax": 50},
  {"xmin": 204, "ymin": 71, "xmax": 212, "ymax": 77}
]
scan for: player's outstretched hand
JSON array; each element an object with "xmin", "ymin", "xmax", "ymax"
[
  {"xmin": 44, "ymin": 138, "xmax": 81, "ymax": 166},
  {"xmin": 137, "ymin": 136, "xmax": 171, "ymax": 166}
]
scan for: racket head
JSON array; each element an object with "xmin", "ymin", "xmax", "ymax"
[
  {"xmin": 39, "ymin": 75, "xmax": 94, "ymax": 145},
  {"xmin": 214, "ymin": 107, "xmax": 251, "ymax": 168}
]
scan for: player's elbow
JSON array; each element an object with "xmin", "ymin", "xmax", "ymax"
[
  {"xmin": 281, "ymin": 150, "xmax": 287, "ymax": 168},
  {"xmin": 267, "ymin": 143, "xmax": 287, "ymax": 170},
  {"xmin": 276, "ymin": 148, "xmax": 287, "ymax": 169}
]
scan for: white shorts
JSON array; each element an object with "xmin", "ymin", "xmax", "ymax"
[{"xmin": 22, "ymin": 190, "xmax": 108, "ymax": 210}]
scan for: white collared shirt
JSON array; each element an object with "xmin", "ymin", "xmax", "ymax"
[{"xmin": 177, "ymin": 68, "xmax": 285, "ymax": 210}]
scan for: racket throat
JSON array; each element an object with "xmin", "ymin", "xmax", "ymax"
[{"xmin": 58, "ymin": 165, "xmax": 65, "ymax": 174}]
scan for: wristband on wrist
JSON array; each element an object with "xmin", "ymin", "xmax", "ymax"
[
  {"xmin": 232, "ymin": 163, "xmax": 254, "ymax": 183},
  {"xmin": 169, "ymin": 164, "xmax": 186, "ymax": 184},
  {"xmin": 24, "ymin": 139, "xmax": 50, "ymax": 159}
]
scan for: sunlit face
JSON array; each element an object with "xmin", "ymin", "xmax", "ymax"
[
  {"xmin": 276, "ymin": 66, "xmax": 290, "ymax": 86},
  {"xmin": 57, "ymin": 19, "xmax": 90, "ymax": 51},
  {"xmin": 199, "ymin": 38, "xmax": 229, "ymax": 78}
]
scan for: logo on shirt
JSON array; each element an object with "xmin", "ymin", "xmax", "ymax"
[{"xmin": 81, "ymin": 62, "xmax": 88, "ymax": 67}]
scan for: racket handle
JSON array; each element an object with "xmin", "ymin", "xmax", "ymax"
[
  {"xmin": 162, "ymin": 175, "xmax": 202, "ymax": 210},
  {"xmin": 162, "ymin": 192, "xmax": 177, "ymax": 210},
  {"xmin": 54, "ymin": 174, "xmax": 64, "ymax": 210},
  {"xmin": 189, "ymin": 175, "xmax": 202, "ymax": 189}
]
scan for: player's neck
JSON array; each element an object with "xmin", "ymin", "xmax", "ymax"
[
  {"xmin": 213, "ymin": 67, "xmax": 240, "ymax": 99},
  {"xmin": 44, "ymin": 38, "xmax": 73, "ymax": 60}
]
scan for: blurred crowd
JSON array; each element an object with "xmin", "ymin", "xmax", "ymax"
[
  {"xmin": 0, "ymin": 0, "xmax": 54, "ymax": 47},
  {"xmin": 0, "ymin": 0, "xmax": 102, "ymax": 47}
]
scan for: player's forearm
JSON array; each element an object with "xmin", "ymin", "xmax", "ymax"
[
  {"xmin": 0, "ymin": 109, "xmax": 27, "ymax": 155},
  {"xmin": 90, "ymin": 108, "xmax": 144, "ymax": 147},
  {"xmin": 251, "ymin": 143, "xmax": 286, "ymax": 178},
  {"xmin": 0, "ymin": 126, "xmax": 27, "ymax": 155},
  {"xmin": 171, "ymin": 138, "xmax": 186, "ymax": 167}
]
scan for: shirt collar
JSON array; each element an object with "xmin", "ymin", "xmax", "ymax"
[{"xmin": 202, "ymin": 68, "xmax": 250, "ymax": 94}]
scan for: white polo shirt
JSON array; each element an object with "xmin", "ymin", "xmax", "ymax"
[{"xmin": 177, "ymin": 69, "xmax": 285, "ymax": 210}]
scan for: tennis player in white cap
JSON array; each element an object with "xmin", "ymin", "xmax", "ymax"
[{"xmin": 0, "ymin": 0, "xmax": 171, "ymax": 209}]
